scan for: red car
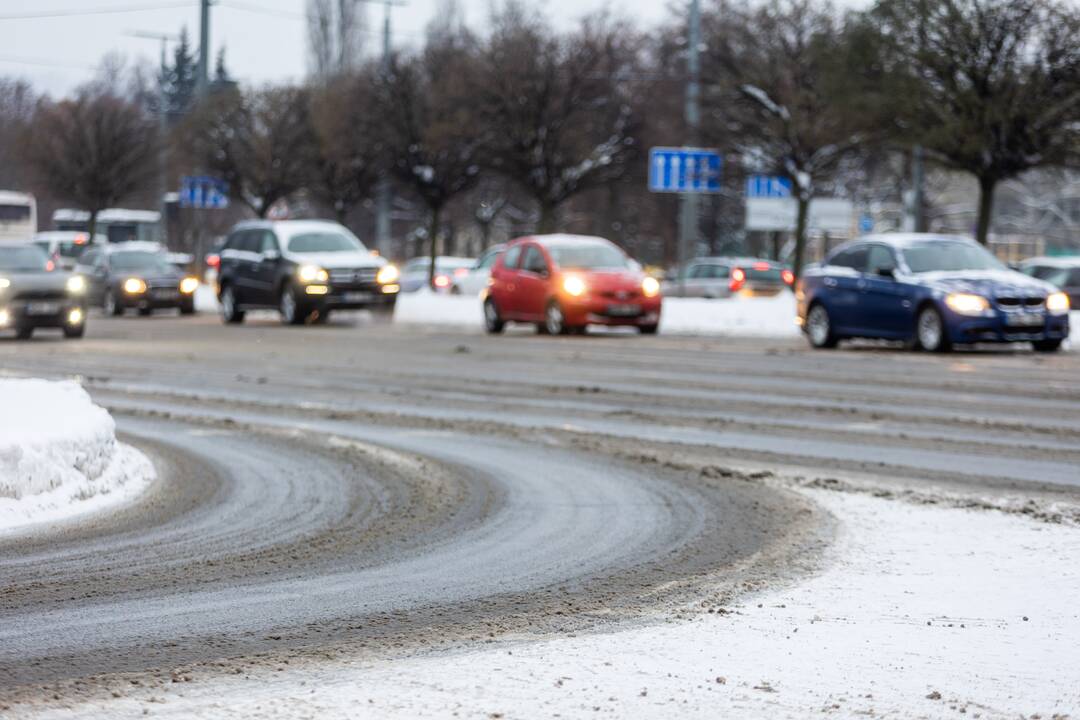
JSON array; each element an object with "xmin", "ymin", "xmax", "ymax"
[{"xmin": 483, "ymin": 234, "xmax": 661, "ymax": 335}]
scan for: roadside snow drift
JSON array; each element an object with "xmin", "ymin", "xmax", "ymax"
[
  {"xmin": 0, "ymin": 379, "xmax": 153, "ymax": 534},
  {"xmin": 393, "ymin": 289, "xmax": 801, "ymax": 337}
]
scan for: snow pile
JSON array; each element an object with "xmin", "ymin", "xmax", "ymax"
[
  {"xmin": 393, "ymin": 289, "xmax": 802, "ymax": 338},
  {"xmin": 194, "ymin": 284, "xmax": 220, "ymax": 313},
  {"xmin": 0, "ymin": 379, "xmax": 153, "ymax": 534}
]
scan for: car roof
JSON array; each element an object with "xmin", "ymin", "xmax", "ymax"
[
  {"xmin": 101, "ymin": 241, "xmax": 164, "ymax": 254},
  {"xmin": 850, "ymin": 233, "xmax": 976, "ymax": 248},
  {"xmin": 517, "ymin": 234, "xmax": 615, "ymax": 248},
  {"xmin": 34, "ymin": 231, "xmax": 106, "ymax": 243},
  {"xmin": 691, "ymin": 256, "xmax": 782, "ymax": 265},
  {"xmin": 1021, "ymin": 255, "xmax": 1080, "ymax": 267}
]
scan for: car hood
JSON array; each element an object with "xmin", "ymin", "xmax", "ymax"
[
  {"xmin": 916, "ymin": 270, "xmax": 1056, "ymax": 297},
  {"xmin": 117, "ymin": 268, "xmax": 182, "ymax": 283},
  {"xmin": 564, "ymin": 269, "xmax": 644, "ymax": 290},
  {"xmin": 286, "ymin": 251, "xmax": 384, "ymax": 269},
  {"xmin": 0, "ymin": 271, "xmax": 72, "ymax": 293}
]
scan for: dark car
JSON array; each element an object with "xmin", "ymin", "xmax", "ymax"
[
  {"xmin": 797, "ymin": 234, "xmax": 1070, "ymax": 352},
  {"xmin": 0, "ymin": 243, "xmax": 87, "ymax": 339},
  {"xmin": 76, "ymin": 242, "xmax": 199, "ymax": 316},
  {"xmin": 216, "ymin": 220, "xmax": 399, "ymax": 325},
  {"xmin": 1018, "ymin": 256, "xmax": 1080, "ymax": 309},
  {"xmin": 662, "ymin": 257, "xmax": 794, "ymax": 298}
]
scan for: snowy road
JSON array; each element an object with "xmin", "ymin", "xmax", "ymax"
[{"xmin": 1, "ymin": 313, "xmax": 1078, "ymax": 716}]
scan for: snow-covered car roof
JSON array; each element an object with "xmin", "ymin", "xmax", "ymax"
[
  {"xmin": 1019, "ymin": 255, "xmax": 1080, "ymax": 267},
  {"xmin": 53, "ymin": 208, "xmax": 161, "ymax": 224},
  {"xmin": 102, "ymin": 241, "xmax": 165, "ymax": 254},
  {"xmin": 527, "ymin": 234, "xmax": 615, "ymax": 247},
  {"xmin": 33, "ymin": 231, "xmax": 106, "ymax": 244},
  {"xmin": 232, "ymin": 219, "xmax": 370, "ymax": 246}
]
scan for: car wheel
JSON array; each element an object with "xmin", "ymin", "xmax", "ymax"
[
  {"xmin": 280, "ymin": 284, "xmax": 305, "ymax": 325},
  {"xmin": 1032, "ymin": 339, "xmax": 1063, "ymax": 353},
  {"xmin": 639, "ymin": 324, "xmax": 659, "ymax": 335},
  {"xmin": 916, "ymin": 305, "xmax": 951, "ymax": 352},
  {"xmin": 220, "ymin": 285, "xmax": 245, "ymax": 324},
  {"xmin": 63, "ymin": 323, "xmax": 85, "ymax": 339},
  {"xmin": 806, "ymin": 303, "xmax": 838, "ymax": 349},
  {"xmin": 544, "ymin": 301, "xmax": 567, "ymax": 336},
  {"xmin": 483, "ymin": 298, "xmax": 504, "ymax": 334},
  {"xmin": 15, "ymin": 325, "xmax": 33, "ymax": 340},
  {"xmin": 104, "ymin": 289, "xmax": 123, "ymax": 317}
]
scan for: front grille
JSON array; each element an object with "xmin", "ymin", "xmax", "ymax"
[
  {"xmin": 599, "ymin": 289, "xmax": 640, "ymax": 301},
  {"xmin": 996, "ymin": 296, "xmax": 1044, "ymax": 308},
  {"xmin": 11, "ymin": 289, "xmax": 65, "ymax": 302},
  {"xmin": 329, "ymin": 268, "xmax": 378, "ymax": 285}
]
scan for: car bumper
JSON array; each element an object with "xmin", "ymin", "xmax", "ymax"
[
  {"xmin": 561, "ymin": 296, "xmax": 662, "ymax": 327},
  {"xmin": 303, "ymin": 283, "xmax": 399, "ymax": 309},
  {"xmin": 0, "ymin": 300, "xmax": 86, "ymax": 329},
  {"xmin": 118, "ymin": 290, "xmax": 194, "ymax": 309},
  {"xmin": 946, "ymin": 311, "xmax": 1070, "ymax": 344}
]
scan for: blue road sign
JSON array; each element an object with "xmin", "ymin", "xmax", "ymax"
[
  {"xmin": 859, "ymin": 214, "xmax": 875, "ymax": 233},
  {"xmin": 745, "ymin": 175, "xmax": 793, "ymax": 199},
  {"xmin": 649, "ymin": 147, "xmax": 722, "ymax": 193},
  {"xmin": 180, "ymin": 176, "xmax": 230, "ymax": 210}
]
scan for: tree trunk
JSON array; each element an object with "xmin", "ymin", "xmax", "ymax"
[
  {"xmin": 427, "ymin": 204, "xmax": 441, "ymax": 290},
  {"xmin": 793, "ymin": 196, "xmax": 810, "ymax": 284},
  {"xmin": 334, "ymin": 200, "xmax": 347, "ymax": 225},
  {"xmin": 975, "ymin": 176, "xmax": 996, "ymax": 246},
  {"xmin": 538, "ymin": 200, "xmax": 557, "ymax": 234}
]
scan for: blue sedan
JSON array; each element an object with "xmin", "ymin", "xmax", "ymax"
[{"xmin": 797, "ymin": 234, "xmax": 1071, "ymax": 352}]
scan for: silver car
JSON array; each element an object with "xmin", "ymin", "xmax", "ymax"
[
  {"xmin": 450, "ymin": 244, "xmax": 505, "ymax": 296},
  {"xmin": 662, "ymin": 257, "xmax": 793, "ymax": 298}
]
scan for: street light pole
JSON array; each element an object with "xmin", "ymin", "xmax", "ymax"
[
  {"xmin": 677, "ymin": 0, "xmax": 702, "ymax": 296},
  {"xmin": 196, "ymin": 0, "xmax": 211, "ymax": 97}
]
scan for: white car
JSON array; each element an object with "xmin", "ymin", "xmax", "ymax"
[
  {"xmin": 32, "ymin": 231, "xmax": 105, "ymax": 270},
  {"xmin": 400, "ymin": 256, "xmax": 475, "ymax": 293},
  {"xmin": 450, "ymin": 244, "xmax": 505, "ymax": 296}
]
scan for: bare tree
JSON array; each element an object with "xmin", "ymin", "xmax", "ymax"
[
  {"xmin": 307, "ymin": 0, "xmax": 367, "ymax": 82},
  {"xmin": 861, "ymin": 0, "xmax": 1080, "ymax": 244},
  {"xmin": 22, "ymin": 87, "xmax": 158, "ymax": 239},
  {"xmin": 187, "ymin": 85, "xmax": 317, "ymax": 217},
  {"xmin": 376, "ymin": 31, "xmax": 485, "ymax": 286},
  {"xmin": 0, "ymin": 79, "xmax": 38, "ymax": 190},
  {"xmin": 478, "ymin": 6, "xmax": 642, "ymax": 233},
  {"xmin": 705, "ymin": 0, "xmax": 866, "ymax": 280}
]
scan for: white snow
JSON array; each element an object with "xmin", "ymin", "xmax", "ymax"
[
  {"xmin": 71, "ymin": 489, "xmax": 1080, "ymax": 719},
  {"xmin": 0, "ymin": 379, "xmax": 154, "ymax": 535},
  {"xmin": 194, "ymin": 283, "xmax": 220, "ymax": 313}
]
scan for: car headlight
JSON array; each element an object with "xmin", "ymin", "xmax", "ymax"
[
  {"xmin": 0, "ymin": 277, "xmax": 9, "ymax": 290},
  {"xmin": 562, "ymin": 275, "xmax": 587, "ymax": 297},
  {"xmin": 1047, "ymin": 291, "xmax": 1070, "ymax": 315},
  {"xmin": 298, "ymin": 265, "xmax": 329, "ymax": 283},
  {"xmin": 123, "ymin": 277, "xmax": 147, "ymax": 294},
  {"xmin": 642, "ymin": 276, "xmax": 660, "ymax": 298},
  {"xmin": 66, "ymin": 275, "xmax": 86, "ymax": 294},
  {"xmin": 376, "ymin": 264, "xmax": 400, "ymax": 285},
  {"xmin": 179, "ymin": 276, "xmax": 199, "ymax": 294},
  {"xmin": 944, "ymin": 292, "xmax": 990, "ymax": 316}
]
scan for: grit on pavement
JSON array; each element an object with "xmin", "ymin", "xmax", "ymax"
[{"xmin": 1, "ymin": 311, "xmax": 1078, "ymax": 718}]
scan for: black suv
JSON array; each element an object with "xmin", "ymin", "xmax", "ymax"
[{"xmin": 216, "ymin": 220, "xmax": 399, "ymax": 325}]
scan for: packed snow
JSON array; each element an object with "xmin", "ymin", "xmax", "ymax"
[
  {"xmin": 0, "ymin": 379, "xmax": 154, "ymax": 534},
  {"xmin": 63, "ymin": 488, "xmax": 1080, "ymax": 719}
]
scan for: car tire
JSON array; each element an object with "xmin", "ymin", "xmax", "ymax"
[
  {"xmin": 280, "ymin": 284, "xmax": 305, "ymax": 325},
  {"xmin": 15, "ymin": 325, "xmax": 33, "ymax": 340},
  {"xmin": 104, "ymin": 289, "xmax": 123, "ymax": 317},
  {"xmin": 544, "ymin": 301, "xmax": 568, "ymax": 336},
  {"xmin": 1032, "ymin": 339, "xmax": 1063, "ymax": 353},
  {"xmin": 313, "ymin": 309, "xmax": 331, "ymax": 325},
  {"xmin": 805, "ymin": 303, "xmax": 838, "ymax": 349},
  {"xmin": 180, "ymin": 300, "xmax": 195, "ymax": 315},
  {"xmin": 63, "ymin": 323, "xmax": 85, "ymax": 339},
  {"xmin": 483, "ymin": 298, "xmax": 504, "ymax": 334},
  {"xmin": 220, "ymin": 285, "xmax": 245, "ymax": 324},
  {"xmin": 915, "ymin": 305, "xmax": 951, "ymax": 352},
  {"xmin": 639, "ymin": 324, "xmax": 659, "ymax": 335},
  {"xmin": 450, "ymin": 284, "xmax": 462, "ymax": 296}
]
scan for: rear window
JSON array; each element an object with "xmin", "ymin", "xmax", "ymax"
[
  {"xmin": 746, "ymin": 265, "xmax": 782, "ymax": 281},
  {"xmin": 0, "ymin": 205, "xmax": 32, "ymax": 222},
  {"xmin": 110, "ymin": 251, "xmax": 170, "ymax": 272},
  {"xmin": 548, "ymin": 243, "xmax": 629, "ymax": 270}
]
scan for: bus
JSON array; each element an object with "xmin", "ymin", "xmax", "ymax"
[
  {"xmin": 53, "ymin": 208, "xmax": 162, "ymax": 244},
  {"xmin": 0, "ymin": 191, "xmax": 37, "ymax": 243}
]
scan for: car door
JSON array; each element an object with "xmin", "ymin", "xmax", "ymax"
[
  {"xmin": 465, "ymin": 248, "xmax": 501, "ymax": 295},
  {"xmin": 515, "ymin": 244, "xmax": 551, "ymax": 320},
  {"xmin": 219, "ymin": 231, "xmax": 254, "ymax": 302},
  {"xmin": 859, "ymin": 244, "xmax": 912, "ymax": 338},
  {"xmin": 76, "ymin": 249, "xmax": 106, "ymax": 305},
  {"xmin": 251, "ymin": 230, "xmax": 282, "ymax": 305},
  {"xmin": 820, "ymin": 245, "xmax": 867, "ymax": 334},
  {"xmin": 490, "ymin": 244, "xmax": 522, "ymax": 316},
  {"xmin": 701, "ymin": 263, "xmax": 731, "ymax": 298}
]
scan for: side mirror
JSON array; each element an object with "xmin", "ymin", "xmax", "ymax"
[
  {"xmin": 262, "ymin": 250, "xmax": 280, "ymax": 262},
  {"xmin": 876, "ymin": 267, "xmax": 895, "ymax": 279}
]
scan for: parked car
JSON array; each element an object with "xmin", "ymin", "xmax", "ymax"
[
  {"xmin": 1017, "ymin": 256, "xmax": 1080, "ymax": 309},
  {"xmin": 32, "ymin": 231, "xmax": 104, "ymax": 270},
  {"xmin": 484, "ymin": 234, "xmax": 661, "ymax": 335},
  {"xmin": 797, "ymin": 234, "xmax": 1070, "ymax": 352},
  {"xmin": 75, "ymin": 242, "xmax": 198, "ymax": 317},
  {"xmin": 662, "ymin": 257, "xmax": 794, "ymax": 298},
  {"xmin": 450, "ymin": 245, "xmax": 505, "ymax": 296},
  {"xmin": 216, "ymin": 219, "xmax": 399, "ymax": 325},
  {"xmin": 0, "ymin": 243, "xmax": 87, "ymax": 339},
  {"xmin": 400, "ymin": 256, "xmax": 475, "ymax": 293}
]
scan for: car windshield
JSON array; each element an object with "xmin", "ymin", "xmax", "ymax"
[
  {"xmin": 111, "ymin": 251, "xmax": 172, "ymax": 272},
  {"xmin": 0, "ymin": 245, "xmax": 49, "ymax": 271},
  {"xmin": 902, "ymin": 241, "xmax": 1005, "ymax": 273},
  {"xmin": 548, "ymin": 244, "xmax": 629, "ymax": 270},
  {"xmin": 288, "ymin": 231, "xmax": 365, "ymax": 254}
]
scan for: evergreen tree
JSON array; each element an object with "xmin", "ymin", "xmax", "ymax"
[{"xmin": 159, "ymin": 26, "xmax": 197, "ymax": 121}]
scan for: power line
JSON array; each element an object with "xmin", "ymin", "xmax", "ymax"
[
  {"xmin": 0, "ymin": 2, "xmax": 196, "ymax": 21},
  {"xmin": 0, "ymin": 53, "xmax": 95, "ymax": 71}
]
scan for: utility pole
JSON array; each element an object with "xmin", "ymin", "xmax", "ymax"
[
  {"xmin": 196, "ymin": 0, "xmax": 211, "ymax": 97},
  {"xmin": 361, "ymin": 0, "xmax": 405, "ymax": 257},
  {"xmin": 128, "ymin": 31, "xmax": 181, "ymax": 243},
  {"xmin": 912, "ymin": 145, "xmax": 925, "ymax": 232},
  {"xmin": 677, "ymin": 0, "xmax": 701, "ymax": 295}
]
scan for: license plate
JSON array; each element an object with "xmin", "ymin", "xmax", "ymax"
[
  {"xmin": 344, "ymin": 292, "xmax": 373, "ymax": 303},
  {"xmin": 152, "ymin": 289, "xmax": 179, "ymax": 300},
  {"xmin": 26, "ymin": 301, "xmax": 60, "ymax": 315},
  {"xmin": 1006, "ymin": 312, "xmax": 1044, "ymax": 327},
  {"xmin": 607, "ymin": 303, "xmax": 642, "ymax": 316}
]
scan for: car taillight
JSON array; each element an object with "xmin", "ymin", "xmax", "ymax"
[
  {"xmin": 434, "ymin": 274, "xmax": 450, "ymax": 288},
  {"xmin": 206, "ymin": 254, "xmax": 220, "ymax": 268},
  {"xmin": 753, "ymin": 262, "xmax": 770, "ymax": 271},
  {"xmin": 46, "ymin": 259, "xmax": 56, "ymax": 272},
  {"xmin": 729, "ymin": 267, "xmax": 746, "ymax": 291},
  {"xmin": 782, "ymin": 269, "xmax": 794, "ymax": 285},
  {"xmin": 453, "ymin": 267, "xmax": 468, "ymax": 278}
]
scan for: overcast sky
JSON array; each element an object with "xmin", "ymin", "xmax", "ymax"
[{"xmin": 0, "ymin": 0, "xmax": 676, "ymax": 96}]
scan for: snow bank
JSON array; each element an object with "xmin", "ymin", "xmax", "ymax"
[
  {"xmin": 194, "ymin": 284, "xmax": 220, "ymax": 313},
  {"xmin": 393, "ymin": 289, "xmax": 801, "ymax": 338},
  {"xmin": 0, "ymin": 379, "xmax": 153, "ymax": 534}
]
